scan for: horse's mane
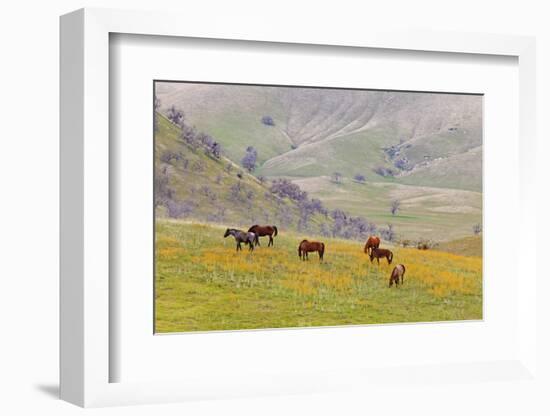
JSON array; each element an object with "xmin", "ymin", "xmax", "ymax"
[{"xmin": 299, "ymin": 239, "xmax": 309, "ymax": 244}]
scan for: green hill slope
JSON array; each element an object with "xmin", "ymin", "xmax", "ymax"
[
  {"xmin": 156, "ymin": 82, "xmax": 482, "ymax": 191},
  {"xmin": 155, "ymin": 113, "xmax": 329, "ymax": 233}
]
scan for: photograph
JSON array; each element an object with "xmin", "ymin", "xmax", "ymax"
[{"xmin": 154, "ymin": 81, "xmax": 483, "ymax": 333}]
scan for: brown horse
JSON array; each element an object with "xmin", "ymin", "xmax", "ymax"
[
  {"xmin": 298, "ymin": 239, "xmax": 325, "ymax": 261},
  {"xmin": 369, "ymin": 247, "xmax": 393, "ymax": 265},
  {"xmin": 364, "ymin": 236, "xmax": 380, "ymax": 255},
  {"xmin": 248, "ymin": 224, "xmax": 278, "ymax": 247},
  {"xmin": 389, "ymin": 264, "xmax": 405, "ymax": 287}
]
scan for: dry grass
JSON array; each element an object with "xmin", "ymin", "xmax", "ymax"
[{"xmin": 155, "ymin": 220, "xmax": 482, "ymax": 332}]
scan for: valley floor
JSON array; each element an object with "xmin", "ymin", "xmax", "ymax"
[{"xmin": 155, "ymin": 220, "xmax": 482, "ymax": 333}]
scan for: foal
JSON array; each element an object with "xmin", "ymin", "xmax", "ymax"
[{"xmin": 389, "ymin": 264, "xmax": 406, "ymax": 287}]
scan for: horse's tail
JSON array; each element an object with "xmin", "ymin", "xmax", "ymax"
[
  {"xmin": 272, "ymin": 225, "xmax": 278, "ymax": 237},
  {"xmin": 248, "ymin": 224, "xmax": 258, "ymax": 233},
  {"xmin": 364, "ymin": 242, "xmax": 368, "ymax": 254},
  {"xmin": 298, "ymin": 245, "xmax": 302, "ymax": 258},
  {"xmin": 320, "ymin": 243, "xmax": 325, "ymax": 259}
]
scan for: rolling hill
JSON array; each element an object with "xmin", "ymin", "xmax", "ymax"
[
  {"xmin": 155, "ymin": 82, "xmax": 482, "ymax": 192},
  {"xmin": 155, "ymin": 82, "xmax": 483, "ymax": 242},
  {"xmin": 154, "ymin": 113, "xmax": 331, "ymax": 234}
]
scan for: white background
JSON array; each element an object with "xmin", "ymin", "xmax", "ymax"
[
  {"xmin": 112, "ymin": 35, "xmax": 519, "ymax": 383},
  {"xmin": 1, "ymin": 1, "xmax": 549, "ymax": 415}
]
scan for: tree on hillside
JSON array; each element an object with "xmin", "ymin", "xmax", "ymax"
[
  {"xmin": 331, "ymin": 172, "xmax": 343, "ymax": 184},
  {"xmin": 242, "ymin": 146, "xmax": 258, "ymax": 172},
  {"xmin": 374, "ymin": 166, "xmax": 395, "ymax": 177},
  {"xmin": 154, "ymin": 96, "xmax": 161, "ymax": 132},
  {"xmin": 165, "ymin": 199, "xmax": 195, "ymax": 219},
  {"xmin": 390, "ymin": 200, "xmax": 401, "ymax": 216},
  {"xmin": 380, "ymin": 224, "xmax": 395, "ymax": 242},
  {"xmin": 394, "ymin": 157, "xmax": 411, "ymax": 171},
  {"xmin": 166, "ymin": 105, "xmax": 184, "ymax": 126},
  {"xmin": 354, "ymin": 174, "xmax": 366, "ymax": 183},
  {"xmin": 472, "ymin": 223, "xmax": 482, "ymax": 235},
  {"xmin": 270, "ymin": 178, "xmax": 307, "ymax": 202},
  {"xmin": 261, "ymin": 115, "xmax": 275, "ymax": 126},
  {"xmin": 210, "ymin": 142, "xmax": 222, "ymax": 159},
  {"xmin": 181, "ymin": 125, "xmax": 198, "ymax": 150}
]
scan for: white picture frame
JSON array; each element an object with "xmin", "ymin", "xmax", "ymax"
[{"xmin": 60, "ymin": 8, "xmax": 538, "ymax": 408}]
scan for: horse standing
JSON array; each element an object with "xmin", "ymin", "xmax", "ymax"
[
  {"xmin": 364, "ymin": 236, "xmax": 380, "ymax": 256},
  {"xmin": 224, "ymin": 228, "xmax": 257, "ymax": 252},
  {"xmin": 298, "ymin": 239, "xmax": 325, "ymax": 261},
  {"xmin": 248, "ymin": 224, "xmax": 278, "ymax": 247},
  {"xmin": 389, "ymin": 264, "xmax": 406, "ymax": 287},
  {"xmin": 369, "ymin": 247, "xmax": 393, "ymax": 265}
]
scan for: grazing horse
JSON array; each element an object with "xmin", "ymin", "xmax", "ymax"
[
  {"xmin": 389, "ymin": 264, "xmax": 406, "ymax": 287},
  {"xmin": 224, "ymin": 228, "xmax": 257, "ymax": 252},
  {"xmin": 364, "ymin": 236, "xmax": 380, "ymax": 256},
  {"xmin": 248, "ymin": 224, "xmax": 278, "ymax": 247},
  {"xmin": 369, "ymin": 247, "xmax": 393, "ymax": 265},
  {"xmin": 298, "ymin": 239, "xmax": 325, "ymax": 261}
]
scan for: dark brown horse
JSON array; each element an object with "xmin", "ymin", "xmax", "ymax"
[
  {"xmin": 389, "ymin": 264, "xmax": 405, "ymax": 287},
  {"xmin": 364, "ymin": 236, "xmax": 380, "ymax": 255},
  {"xmin": 369, "ymin": 247, "xmax": 393, "ymax": 265},
  {"xmin": 248, "ymin": 224, "xmax": 278, "ymax": 247},
  {"xmin": 298, "ymin": 239, "xmax": 325, "ymax": 261}
]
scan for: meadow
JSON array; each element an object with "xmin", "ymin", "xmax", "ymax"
[{"xmin": 155, "ymin": 220, "xmax": 482, "ymax": 333}]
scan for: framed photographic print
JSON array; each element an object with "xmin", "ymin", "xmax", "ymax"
[
  {"xmin": 60, "ymin": 8, "xmax": 539, "ymax": 409},
  {"xmin": 153, "ymin": 81, "xmax": 483, "ymax": 333}
]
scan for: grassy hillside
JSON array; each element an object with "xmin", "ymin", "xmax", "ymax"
[
  {"xmin": 155, "ymin": 221, "xmax": 482, "ymax": 332},
  {"xmin": 156, "ymin": 112, "xmax": 482, "ymax": 242},
  {"xmin": 156, "ymin": 82, "xmax": 482, "ymax": 192},
  {"xmin": 292, "ymin": 176, "xmax": 482, "ymax": 241},
  {"xmin": 155, "ymin": 113, "xmax": 331, "ymax": 232},
  {"xmin": 399, "ymin": 146, "xmax": 483, "ymax": 192},
  {"xmin": 436, "ymin": 235, "xmax": 483, "ymax": 257}
]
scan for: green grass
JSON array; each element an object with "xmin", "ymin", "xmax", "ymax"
[
  {"xmin": 155, "ymin": 220, "xmax": 482, "ymax": 333},
  {"xmin": 156, "ymin": 82, "xmax": 482, "ymax": 192},
  {"xmin": 155, "ymin": 113, "xmax": 323, "ymax": 229},
  {"xmin": 292, "ymin": 176, "xmax": 482, "ymax": 242},
  {"xmin": 436, "ymin": 235, "xmax": 483, "ymax": 257}
]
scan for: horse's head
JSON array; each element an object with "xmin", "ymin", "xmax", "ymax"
[{"xmin": 223, "ymin": 228, "xmax": 232, "ymax": 238}]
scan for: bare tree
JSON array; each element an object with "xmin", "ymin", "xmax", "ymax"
[
  {"xmin": 354, "ymin": 174, "xmax": 366, "ymax": 183},
  {"xmin": 165, "ymin": 199, "xmax": 195, "ymax": 218},
  {"xmin": 390, "ymin": 200, "xmax": 401, "ymax": 216},
  {"xmin": 331, "ymin": 172, "xmax": 343, "ymax": 183},
  {"xmin": 241, "ymin": 146, "xmax": 258, "ymax": 172},
  {"xmin": 166, "ymin": 105, "xmax": 184, "ymax": 126},
  {"xmin": 261, "ymin": 115, "xmax": 275, "ymax": 126},
  {"xmin": 380, "ymin": 224, "xmax": 395, "ymax": 242}
]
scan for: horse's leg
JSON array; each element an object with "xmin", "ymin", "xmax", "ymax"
[
  {"xmin": 377, "ymin": 257, "xmax": 380, "ymax": 265},
  {"xmin": 237, "ymin": 242, "xmax": 241, "ymax": 251},
  {"xmin": 389, "ymin": 276, "xmax": 393, "ymax": 288},
  {"xmin": 269, "ymin": 234, "xmax": 273, "ymax": 247}
]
